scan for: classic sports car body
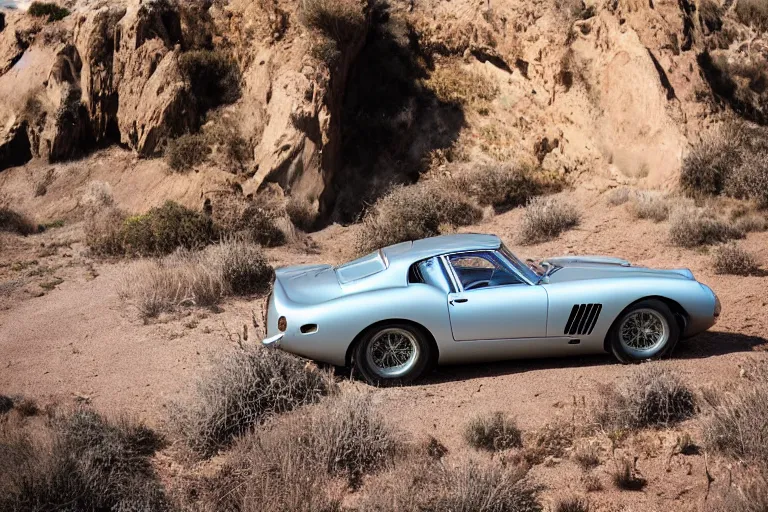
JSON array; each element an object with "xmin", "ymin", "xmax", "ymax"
[{"xmin": 262, "ymin": 234, "xmax": 720, "ymax": 384}]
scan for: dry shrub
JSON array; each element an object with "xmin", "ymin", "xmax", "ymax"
[
  {"xmin": 286, "ymin": 196, "xmax": 317, "ymax": 231},
  {"xmin": 211, "ymin": 195, "xmax": 287, "ymax": 247},
  {"xmin": 554, "ymin": 496, "xmax": 590, "ymax": 512},
  {"xmin": 724, "ymin": 152, "xmax": 768, "ymax": 208},
  {"xmin": 606, "ymin": 187, "xmax": 631, "ymax": 206},
  {"xmin": 0, "ymin": 207, "xmax": 36, "ymax": 236},
  {"xmin": 523, "ymin": 420, "xmax": 574, "ymax": 465},
  {"xmin": 464, "ymin": 411, "xmax": 522, "ymax": 451},
  {"xmin": 736, "ymin": 0, "xmax": 768, "ymax": 32},
  {"xmin": 455, "ymin": 163, "xmax": 550, "ymax": 213},
  {"xmin": 81, "ymin": 180, "xmax": 114, "ymax": 209},
  {"xmin": 669, "ymin": 207, "xmax": 743, "ymax": 248},
  {"xmin": 166, "ymin": 133, "xmax": 210, "ymax": 172},
  {"xmin": 518, "ymin": 196, "xmax": 580, "ymax": 245},
  {"xmin": 359, "ymin": 456, "xmax": 541, "ymax": 512},
  {"xmin": 174, "ymin": 345, "xmax": 335, "ymax": 457},
  {"xmin": 611, "ymin": 457, "xmax": 646, "ymax": 491},
  {"xmin": 119, "ymin": 239, "xmax": 273, "ymax": 318},
  {"xmin": 581, "ymin": 473, "xmax": 603, "ymax": 492},
  {"xmin": 573, "ymin": 441, "xmax": 600, "ymax": 470},
  {"xmin": 300, "ymin": 0, "xmax": 366, "ymax": 44},
  {"xmin": 627, "ymin": 191, "xmax": 671, "ymax": 222},
  {"xmin": 178, "ymin": 49, "xmax": 241, "ymax": 109},
  {"xmin": 355, "ymin": 181, "xmax": 482, "ymax": 255},
  {"xmin": 0, "ymin": 409, "xmax": 168, "ymax": 511},
  {"xmin": 712, "ymin": 243, "xmax": 760, "ymax": 275},
  {"xmin": 703, "ymin": 384, "xmax": 768, "ymax": 470},
  {"xmin": 711, "ymin": 472, "xmax": 768, "ymax": 512},
  {"xmin": 425, "ymin": 63, "xmax": 499, "ymax": 107},
  {"xmin": 203, "ymin": 117, "xmax": 253, "ymax": 171},
  {"xmin": 84, "ymin": 207, "xmax": 128, "ymax": 256},
  {"xmin": 194, "ymin": 392, "xmax": 397, "ymax": 511},
  {"xmin": 27, "ymin": 1, "xmax": 69, "ymax": 22},
  {"xmin": 595, "ymin": 363, "xmax": 696, "ymax": 431}
]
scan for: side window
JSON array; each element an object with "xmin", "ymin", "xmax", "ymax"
[
  {"xmin": 409, "ymin": 257, "xmax": 453, "ymax": 293},
  {"xmin": 448, "ymin": 252, "xmax": 522, "ymax": 290}
]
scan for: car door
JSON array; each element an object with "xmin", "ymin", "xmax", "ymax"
[{"xmin": 445, "ymin": 251, "xmax": 548, "ymax": 341}]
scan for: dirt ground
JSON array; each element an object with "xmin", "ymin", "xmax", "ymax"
[{"xmin": 1, "ymin": 188, "xmax": 767, "ymax": 510}]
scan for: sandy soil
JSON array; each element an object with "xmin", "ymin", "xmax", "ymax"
[{"xmin": 1, "ymin": 188, "xmax": 767, "ymax": 510}]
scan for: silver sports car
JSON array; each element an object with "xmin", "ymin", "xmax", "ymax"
[{"xmin": 262, "ymin": 234, "xmax": 720, "ymax": 385}]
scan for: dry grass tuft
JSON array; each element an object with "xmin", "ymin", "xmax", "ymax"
[
  {"xmin": 464, "ymin": 411, "xmax": 522, "ymax": 452},
  {"xmin": 581, "ymin": 472, "xmax": 603, "ymax": 492},
  {"xmin": 359, "ymin": 456, "xmax": 541, "ymax": 512},
  {"xmin": 605, "ymin": 187, "xmax": 631, "ymax": 206},
  {"xmin": 0, "ymin": 207, "xmax": 36, "ymax": 236},
  {"xmin": 300, "ymin": 0, "xmax": 366, "ymax": 44},
  {"xmin": 554, "ymin": 496, "xmax": 590, "ymax": 512},
  {"xmin": 425, "ymin": 63, "xmax": 499, "ymax": 108},
  {"xmin": 703, "ymin": 384, "xmax": 768, "ymax": 471},
  {"xmin": 523, "ymin": 420, "xmax": 574, "ymax": 465},
  {"xmin": 355, "ymin": 180, "xmax": 482, "ymax": 255},
  {"xmin": 573, "ymin": 441, "xmax": 601, "ymax": 470},
  {"xmin": 0, "ymin": 409, "xmax": 168, "ymax": 511},
  {"xmin": 211, "ymin": 194, "xmax": 287, "ymax": 247},
  {"xmin": 712, "ymin": 243, "xmax": 760, "ymax": 276},
  {"xmin": 711, "ymin": 472, "xmax": 768, "ymax": 512},
  {"xmin": 518, "ymin": 196, "xmax": 580, "ymax": 245},
  {"xmin": 736, "ymin": 0, "xmax": 768, "ymax": 32},
  {"xmin": 118, "ymin": 239, "xmax": 273, "ymax": 318},
  {"xmin": 627, "ymin": 191, "xmax": 671, "ymax": 222},
  {"xmin": 174, "ymin": 345, "xmax": 335, "ymax": 457},
  {"xmin": 611, "ymin": 457, "xmax": 646, "ymax": 490},
  {"xmin": 669, "ymin": 207, "xmax": 743, "ymax": 248},
  {"xmin": 595, "ymin": 363, "xmax": 696, "ymax": 431}
]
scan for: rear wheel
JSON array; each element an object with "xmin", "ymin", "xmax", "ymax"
[
  {"xmin": 609, "ymin": 299, "xmax": 680, "ymax": 363},
  {"xmin": 353, "ymin": 323, "xmax": 432, "ymax": 386}
]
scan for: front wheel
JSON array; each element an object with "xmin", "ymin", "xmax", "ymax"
[
  {"xmin": 609, "ymin": 299, "xmax": 680, "ymax": 364},
  {"xmin": 353, "ymin": 323, "xmax": 433, "ymax": 386}
]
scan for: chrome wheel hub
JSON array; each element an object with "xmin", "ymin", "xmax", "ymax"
[
  {"xmin": 366, "ymin": 328, "xmax": 420, "ymax": 379},
  {"xmin": 618, "ymin": 308, "xmax": 669, "ymax": 357}
]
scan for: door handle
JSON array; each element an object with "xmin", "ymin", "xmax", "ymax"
[{"xmin": 450, "ymin": 298, "xmax": 469, "ymax": 305}]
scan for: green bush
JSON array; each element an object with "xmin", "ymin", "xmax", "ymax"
[{"xmin": 27, "ymin": 2, "xmax": 69, "ymax": 22}]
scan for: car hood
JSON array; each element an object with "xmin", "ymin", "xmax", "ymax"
[{"xmin": 541, "ymin": 255, "xmax": 694, "ymax": 283}]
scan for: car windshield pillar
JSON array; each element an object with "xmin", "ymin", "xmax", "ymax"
[{"xmin": 498, "ymin": 244, "xmax": 542, "ymax": 284}]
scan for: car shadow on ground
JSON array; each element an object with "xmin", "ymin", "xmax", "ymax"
[{"xmin": 420, "ymin": 331, "xmax": 768, "ymax": 385}]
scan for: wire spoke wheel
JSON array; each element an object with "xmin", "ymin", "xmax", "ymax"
[
  {"xmin": 366, "ymin": 328, "xmax": 421, "ymax": 379},
  {"xmin": 618, "ymin": 308, "xmax": 670, "ymax": 357}
]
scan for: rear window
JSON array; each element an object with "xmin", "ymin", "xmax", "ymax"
[{"xmin": 335, "ymin": 251, "xmax": 387, "ymax": 284}]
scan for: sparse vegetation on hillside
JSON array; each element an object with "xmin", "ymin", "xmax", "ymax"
[
  {"xmin": 464, "ymin": 411, "xmax": 522, "ymax": 452},
  {"xmin": 286, "ymin": 196, "xmax": 317, "ymax": 232},
  {"xmin": 355, "ymin": 180, "xmax": 482, "ymax": 255},
  {"xmin": 86, "ymin": 201, "xmax": 217, "ymax": 257},
  {"xmin": 518, "ymin": 196, "xmax": 580, "ymax": 245},
  {"xmin": 118, "ymin": 239, "xmax": 273, "ymax": 318},
  {"xmin": 669, "ymin": 206, "xmax": 743, "ymax": 248},
  {"xmin": 712, "ymin": 243, "xmax": 760, "ymax": 275},
  {"xmin": 27, "ymin": 2, "xmax": 70, "ymax": 22},
  {"xmin": 211, "ymin": 195, "xmax": 287, "ymax": 247},
  {"xmin": 595, "ymin": 364, "xmax": 696, "ymax": 431},
  {"xmin": 606, "ymin": 187, "xmax": 631, "ymax": 206},
  {"xmin": 611, "ymin": 457, "xmax": 646, "ymax": 491},
  {"xmin": 425, "ymin": 63, "xmax": 499, "ymax": 108},
  {"xmin": 0, "ymin": 207, "xmax": 36, "ymax": 235},
  {"xmin": 174, "ymin": 345, "xmax": 334, "ymax": 457},
  {"xmin": 0, "ymin": 409, "xmax": 168, "ymax": 511}
]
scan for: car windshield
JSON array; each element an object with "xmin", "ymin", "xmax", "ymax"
[{"xmin": 499, "ymin": 244, "xmax": 542, "ymax": 283}]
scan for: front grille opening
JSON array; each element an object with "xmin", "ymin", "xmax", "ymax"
[{"xmin": 564, "ymin": 304, "xmax": 602, "ymax": 336}]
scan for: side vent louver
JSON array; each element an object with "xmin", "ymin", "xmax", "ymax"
[{"xmin": 564, "ymin": 303, "xmax": 602, "ymax": 336}]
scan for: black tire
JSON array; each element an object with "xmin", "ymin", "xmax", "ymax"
[
  {"xmin": 352, "ymin": 323, "xmax": 433, "ymax": 386},
  {"xmin": 609, "ymin": 299, "xmax": 681, "ymax": 364}
]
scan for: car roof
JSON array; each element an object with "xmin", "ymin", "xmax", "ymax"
[{"xmin": 381, "ymin": 234, "xmax": 502, "ymax": 265}]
